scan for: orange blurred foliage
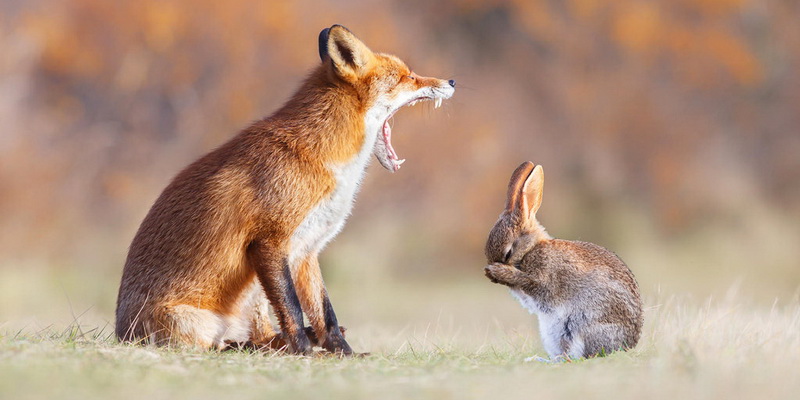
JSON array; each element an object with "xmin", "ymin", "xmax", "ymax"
[{"xmin": 0, "ymin": 0, "xmax": 798, "ymax": 294}]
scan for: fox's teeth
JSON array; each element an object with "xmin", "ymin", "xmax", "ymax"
[
  {"xmin": 396, "ymin": 159, "xmax": 406, "ymax": 165},
  {"xmin": 435, "ymin": 98, "xmax": 442, "ymax": 108}
]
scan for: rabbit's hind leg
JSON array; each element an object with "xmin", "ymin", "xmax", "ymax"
[
  {"xmin": 524, "ymin": 354, "xmax": 572, "ymax": 363},
  {"xmin": 581, "ymin": 323, "xmax": 627, "ymax": 357}
]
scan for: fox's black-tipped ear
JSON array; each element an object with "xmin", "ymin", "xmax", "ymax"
[
  {"xmin": 323, "ymin": 24, "xmax": 375, "ymax": 81},
  {"xmin": 318, "ymin": 27, "xmax": 331, "ymax": 62}
]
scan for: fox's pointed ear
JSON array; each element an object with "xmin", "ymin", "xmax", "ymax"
[
  {"xmin": 506, "ymin": 161, "xmax": 536, "ymax": 214},
  {"xmin": 318, "ymin": 27, "xmax": 331, "ymax": 62},
  {"xmin": 324, "ymin": 25, "xmax": 374, "ymax": 80},
  {"xmin": 520, "ymin": 165, "xmax": 544, "ymax": 219}
]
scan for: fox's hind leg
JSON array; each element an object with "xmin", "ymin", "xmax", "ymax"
[
  {"xmin": 294, "ymin": 254, "xmax": 352, "ymax": 355},
  {"xmin": 150, "ymin": 304, "xmax": 228, "ymax": 350},
  {"xmin": 238, "ymin": 278, "xmax": 280, "ymax": 346},
  {"xmin": 234, "ymin": 279, "xmax": 301, "ymax": 351},
  {"xmin": 222, "ymin": 291, "xmax": 283, "ymax": 351}
]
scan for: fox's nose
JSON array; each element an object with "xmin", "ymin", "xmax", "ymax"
[{"xmin": 448, "ymin": 79, "xmax": 456, "ymax": 88}]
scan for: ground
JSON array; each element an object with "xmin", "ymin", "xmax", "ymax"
[{"xmin": 1, "ymin": 275, "xmax": 798, "ymax": 400}]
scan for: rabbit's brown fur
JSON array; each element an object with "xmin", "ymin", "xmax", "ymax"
[{"xmin": 484, "ymin": 162, "xmax": 643, "ymax": 359}]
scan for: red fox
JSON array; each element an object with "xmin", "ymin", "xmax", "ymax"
[{"xmin": 115, "ymin": 25, "xmax": 455, "ymax": 355}]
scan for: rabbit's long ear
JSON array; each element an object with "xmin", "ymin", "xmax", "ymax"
[
  {"xmin": 520, "ymin": 165, "xmax": 544, "ymax": 219},
  {"xmin": 506, "ymin": 161, "xmax": 535, "ymax": 213}
]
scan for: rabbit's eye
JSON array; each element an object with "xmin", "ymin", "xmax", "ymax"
[{"xmin": 503, "ymin": 246, "xmax": 513, "ymax": 263}]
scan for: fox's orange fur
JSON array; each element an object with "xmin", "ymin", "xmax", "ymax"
[{"xmin": 115, "ymin": 25, "xmax": 455, "ymax": 354}]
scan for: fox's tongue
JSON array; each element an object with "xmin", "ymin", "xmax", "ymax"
[
  {"xmin": 383, "ymin": 120, "xmax": 400, "ymax": 159},
  {"xmin": 374, "ymin": 119, "xmax": 405, "ymax": 172}
]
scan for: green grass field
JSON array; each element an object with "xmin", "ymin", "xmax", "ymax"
[{"xmin": 2, "ymin": 271, "xmax": 798, "ymax": 400}]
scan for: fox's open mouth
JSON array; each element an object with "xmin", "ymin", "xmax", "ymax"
[{"xmin": 375, "ymin": 96, "xmax": 445, "ymax": 172}]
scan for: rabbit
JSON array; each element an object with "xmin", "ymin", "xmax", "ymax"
[{"xmin": 484, "ymin": 161, "xmax": 643, "ymax": 360}]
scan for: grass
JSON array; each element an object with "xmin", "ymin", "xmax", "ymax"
[{"xmin": 2, "ymin": 287, "xmax": 799, "ymax": 400}]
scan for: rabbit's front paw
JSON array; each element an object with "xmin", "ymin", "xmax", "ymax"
[{"xmin": 484, "ymin": 263, "xmax": 518, "ymax": 286}]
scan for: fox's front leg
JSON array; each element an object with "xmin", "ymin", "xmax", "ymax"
[
  {"xmin": 248, "ymin": 239, "xmax": 312, "ymax": 355},
  {"xmin": 484, "ymin": 263, "xmax": 528, "ymax": 287},
  {"xmin": 295, "ymin": 255, "xmax": 353, "ymax": 355}
]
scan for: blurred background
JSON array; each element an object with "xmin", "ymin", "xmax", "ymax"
[{"xmin": 1, "ymin": 0, "xmax": 798, "ymax": 334}]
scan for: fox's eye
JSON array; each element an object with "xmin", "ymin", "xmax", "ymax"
[{"xmin": 407, "ymin": 75, "xmax": 415, "ymax": 81}]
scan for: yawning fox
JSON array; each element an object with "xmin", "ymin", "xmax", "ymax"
[{"xmin": 115, "ymin": 25, "xmax": 455, "ymax": 354}]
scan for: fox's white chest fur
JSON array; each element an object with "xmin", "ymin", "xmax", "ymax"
[{"xmin": 286, "ymin": 106, "xmax": 387, "ymax": 269}]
